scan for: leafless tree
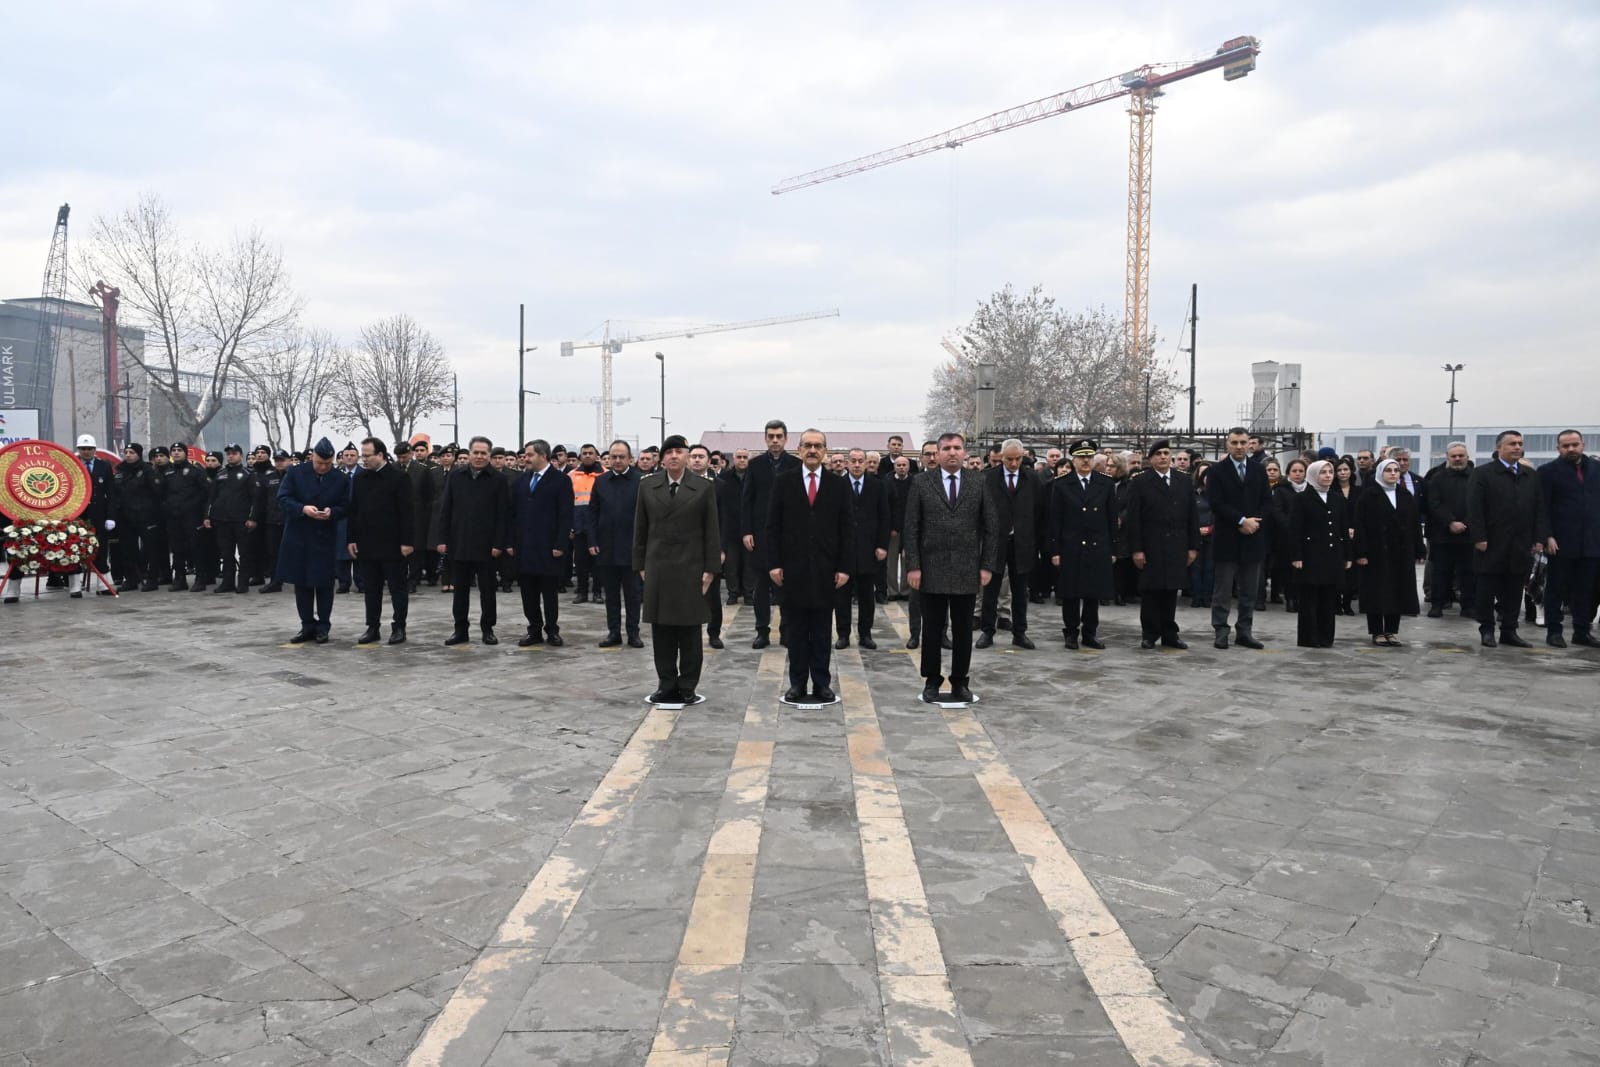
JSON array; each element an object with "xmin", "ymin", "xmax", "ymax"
[
  {"xmin": 332, "ymin": 314, "xmax": 452, "ymax": 447},
  {"xmin": 79, "ymin": 193, "xmax": 301, "ymax": 443},
  {"xmin": 247, "ymin": 328, "xmax": 342, "ymax": 452},
  {"xmin": 925, "ymin": 285, "xmax": 1180, "ymax": 436}
]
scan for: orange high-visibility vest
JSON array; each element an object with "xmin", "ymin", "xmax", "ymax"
[{"xmin": 570, "ymin": 469, "xmax": 598, "ymax": 507}]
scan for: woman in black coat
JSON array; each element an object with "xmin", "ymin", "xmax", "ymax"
[
  {"xmin": 1289, "ymin": 460, "xmax": 1349, "ymax": 647},
  {"xmin": 1353, "ymin": 459, "xmax": 1427, "ymax": 645},
  {"xmin": 1333, "ymin": 456, "xmax": 1361, "ymax": 615},
  {"xmin": 1271, "ymin": 458, "xmax": 1307, "ymax": 612}
]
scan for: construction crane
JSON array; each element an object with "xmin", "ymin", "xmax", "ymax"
[
  {"xmin": 88, "ymin": 280, "xmax": 123, "ymax": 449},
  {"xmin": 525, "ymin": 395, "xmax": 632, "ymax": 447},
  {"xmin": 560, "ymin": 309, "xmax": 840, "ymax": 443},
  {"xmin": 30, "ymin": 204, "xmax": 70, "ymax": 441},
  {"xmin": 773, "ymin": 37, "xmax": 1260, "ymax": 365}
]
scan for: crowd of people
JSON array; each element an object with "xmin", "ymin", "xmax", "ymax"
[{"xmin": 5, "ymin": 422, "xmax": 1596, "ymax": 704}]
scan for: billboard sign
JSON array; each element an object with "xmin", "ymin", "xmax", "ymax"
[{"xmin": 0, "ymin": 408, "xmax": 41, "ymax": 446}]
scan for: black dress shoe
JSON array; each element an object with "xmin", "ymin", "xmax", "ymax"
[
  {"xmin": 518, "ymin": 633, "xmax": 543, "ymax": 647},
  {"xmin": 215, "ymin": 582, "xmax": 237, "ymax": 594},
  {"xmin": 948, "ymin": 685, "xmax": 974, "ymax": 704},
  {"xmin": 1500, "ymin": 631, "xmax": 1531, "ymax": 648},
  {"xmin": 906, "ymin": 636, "xmax": 920, "ymax": 650},
  {"xmin": 1063, "ymin": 634, "xmax": 1080, "ymax": 650},
  {"xmin": 388, "ymin": 626, "xmax": 406, "ymax": 645},
  {"xmin": 260, "ymin": 582, "xmax": 282, "ymax": 593},
  {"xmin": 834, "ymin": 636, "xmax": 850, "ymax": 650},
  {"xmin": 571, "ymin": 594, "xmax": 588, "ymax": 604},
  {"xmin": 627, "ymin": 634, "xmax": 644, "ymax": 648},
  {"xmin": 335, "ymin": 584, "xmax": 349, "ymax": 594},
  {"xmin": 1574, "ymin": 632, "xmax": 1600, "ymax": 648},
  {"xmin": 598, "ymin": 633, "xmax": 622, "ymax": 647},
  {"xmin": 1083, "ymin": 635, "xmax": 1106, "ymax": 650},
  {"xmin": 812, "ymin": 687, "xmax": 836, "ymax": 704},
  {"xmin": 858, "ymin": 636, "xmax": 877, "ymax": 650},
  {"xmin": 1235, "ymin": 633, "xmax": 1264, "ymax": 650},
  {"xmin": 3, "ymin": 596, "xmax": 17, "ymax": 604},
  {"xmin": 974, "ymin": 632, "xmax": 994, "ymax": 649},
  {"xmin": 783, "ymin": 687, "xmax": 806, "ymax": 703},
  {"xmin": 1162, "ymin": 638, "xmax": 1189, "ymax": 650},
  {"xmin": 97, "ymin": 588, "xmax": 118, "ymax": 597},
  {"xmin": 546, "ymin": 633, "xmax": 564, "ymax": 647},
  {"xmin": 70, "ymin": 590, "xmax": 83, "ymax": 599},
  {"xmin": 726, "ymin": 593, "xmax": 739, "ymax": 605},
  {"xmin": 1012, "ymin": 635, "xmax": 1036, "ymax": 650},
  {"xmin": 875, "ymin": 593, "xmax": 888, "ymax": 605},
  {"xmin": 313, "ymin": 631, "xmax": 330, "ymax": 644},
  {"xmin": 289, "ymin": 629, "xmax": 314, "ymax": 643},
  {"xmin": 920, "ymin": 685, "xmax": 942, "ymax": 704},
  {"xmin": 1480, "ymin": 632, "xmax": 1497, "ymax": 647},
  {"xmin": 445, "ymin": 631, "xmax": 469, "ymax": 646},
  {"xmin": 481, "ymin": 628, "xmax": 499, "ymax": 646},
  {"xmin": 751, "ymin": 634, "xmax": 770, "ymax": 649},
  {"xmin": 708, "ymin": 634, "xmax": 724, "ymax": 649},
  {"xmin": 1547, "ymin": 632, "xmax": 1568, "ymax": 648},
  {"xmin": 1140, "ymin": 638, "xmax": 1157, "ymax": 649},
  {"xmin": 1426, "ymin": 606, "xmax": 1444, "ymax": 618},
  {"xmin": 675, "ymin": 690, "xmax": 698, "ymax": 705},
  {"xmin": 356, "ymin": 626, "xmax": 380, "ymax": 644},
  {"xmin": 649, "ymin": 689, "xmax": 677, "ymax": 704},
  {"xmin": 1214, "ymin": 632, "xmax": 1229, "ymax": 649}
]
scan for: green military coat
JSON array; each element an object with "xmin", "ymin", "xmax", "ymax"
[{"xmin": 632, "ymin": 472, "xmax": 721, "ymax": 626}]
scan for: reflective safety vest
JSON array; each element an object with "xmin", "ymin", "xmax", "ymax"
[{"xmin": 570, "ymin": 468, "xmax": 599, "ymax": 507}]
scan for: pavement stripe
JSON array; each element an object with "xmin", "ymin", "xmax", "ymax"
[
  {"xmin": 839, "ymin": 651, "xmax": 975, "ymax": 1067},
  {"xmin": 406, "ymin": 704, "xmax": 682, "ymax": 1066},
  {"xmin": 646, "ymin": 650, "xmax": 786, "ymax": 1065}
]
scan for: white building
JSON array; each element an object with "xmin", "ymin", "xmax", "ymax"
[{"xmin": 1319, "ymin": 423, "xmax": 1600, "ymax": 470}]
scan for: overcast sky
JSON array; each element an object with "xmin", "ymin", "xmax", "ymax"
[{"xmin": 3, "ymin": 1, "xmax": 1596, "ymax": 448}]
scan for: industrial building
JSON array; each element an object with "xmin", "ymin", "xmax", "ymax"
[{"xmin": 1319, "ymin": 424, "xmax": 1600, "ymax": 470}]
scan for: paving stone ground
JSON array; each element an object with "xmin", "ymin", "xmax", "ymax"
[{"xmin": 1, "ymin": 580, "xmax": 1598, "ymax": 1066}]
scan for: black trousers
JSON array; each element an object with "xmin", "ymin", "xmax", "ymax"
[
  {"xmin": 1139, "ymin": 589, "xmax": 1181, "ymax": 642},
  {"xmin": 1211, "ymin": 560, "xmax": 1261, "ymax": 635},
  {"xmin": 752, "ymin": 544, "xmax": 779, "ymax": 636},
  {"xmin": 1297, "ymin": 583, "xmax": 1338, "ymax": 646},
  {"xmin": 919, "ymin": 592, "xmax": 975, "ymax": 686},
  {"xmin": 571, "ymin": 534, "xmax": 595, "ymax": 596},
  {"xmin": 262, "ymin": 525, "xmax": 283, "ymax": 584},
  {"xmin": 294, "ymin": 584, "xmax": 334, "ymax": 633},
  {"xmin": 835, "ymin": 572, "xmax": 876, "ymax": 640},
  {"xmin": 452, "ymin": 559, "xmax": 499, "ymax": 630},
  {"xmin": 247, "ymin": 524, "xmax": 267, "ymax": 583},
  {"xmin": 652, "ymin": 623, "xmax": 703, "ymax": 694},
  {"xmin": 518, "ymin": 573, "xmax": 560, "ymax": 635},
  {"xmin": 214, "ymin": 521, "xmax": 248, "ymax": 587},
  {"xmin": 358, "ymin": 558, "xmax": 409, "ymax": 627},
  {"xmin": 165, "ymin": 520, "xmax": 195, "ymax": 582},
  {"xmin": 723, "ymin": 541, "xmax": 756, "ymax": 598},
  {"xmin": 1367, "ymin": 611, "xmax": 1400, "ymax": 636},
  {"xmin": 1475, "ymin": 570, "xmax": 1526, "ymax": 634},
  {"xmin": 1061, "ymin": 598, "xmax": 1100, "ymax": 638},
  {"xmin": 194, "ymin": 525, "xmax": 217, "ymax": 583},
  {"xmin": 1429, "ymin": 542, "xmax": 1476, "ymax": 609},
  {"xmin": 704, "ymin": 572, "xmax": 723, "ymax": 638},
  {"xmin": 782, "ymin": 603, "xmax": 834, "ymax": 693},
  {"xmin": 979, "ymin": 538, "xmax": 1029, "ymax": 636},
  {"xmin": 118, "ymin": 522, "xmax": 159, "ymax": 585},
  {"xmin": 145, "ymin": 523, "xmax": 170, "ymax": 583},
  {"xmin": 1546, "ymin": 555, "xmax": 1600, "ymax": 635},
  {"xmin": 597, "ymin": 564, "xmax": 643, "ymax": 638}
]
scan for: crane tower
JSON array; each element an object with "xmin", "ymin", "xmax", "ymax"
[{"xmin": 30, "ymin": 204, "xmax": 70, "ymax": 441}]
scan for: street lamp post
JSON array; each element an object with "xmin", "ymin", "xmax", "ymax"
[
  {"xmin": 1443, "ymin": 363, "xmax": 1463, "ymax": 439},
  {"xmin": 518, "ymin": 304, "xmax": 538, "ymax": 446},
  {"xmin": 654, "ymin": 351, "xmax": 666, "ymax": 445}
]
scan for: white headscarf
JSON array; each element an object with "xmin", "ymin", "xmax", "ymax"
[
  {"xmin": 1375, "ymin": 459, "xmax": 1401, "ymax": 508},
  {"xmin": 1305, "ymin": 460, "xmax": 1333, "ymax": 502}
]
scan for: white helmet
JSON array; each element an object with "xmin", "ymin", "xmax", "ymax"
[{"xmin": 76, "ymin": 434, "xmax": 97, "ymax": 449}]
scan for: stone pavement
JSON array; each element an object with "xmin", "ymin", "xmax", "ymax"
[{"xmin": 1, "ymin": 582, "xmax": 1598, "ymax": 1066}]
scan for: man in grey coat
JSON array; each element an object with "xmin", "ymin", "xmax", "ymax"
[
  {"xmin": 903, "ymin": 432, "xmax": 1000, "ymax": 704},
  {"xmin": 633, "ymin": 435, "xmax": 722, "ymax": 704}
]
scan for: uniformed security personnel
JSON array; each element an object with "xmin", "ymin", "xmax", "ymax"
[
  {"xmin": 161, "ymin": 443, "xmax": 210, "ymax": 590},
  {"xmin": 205, "ymin": 444, "xmax": 257, "ymax": 593},
  {"xmin": 1047, "ymin": 439, "xmax": 1118, "ymax": 649},
  {"xmin": 254, "ymin": 451, "xmax": 291, "ymax": 592}
]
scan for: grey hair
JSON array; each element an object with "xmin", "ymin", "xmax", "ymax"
[{"xmin": 1001, "ymin": 438, "xmax": 1025, "ymax": 453}]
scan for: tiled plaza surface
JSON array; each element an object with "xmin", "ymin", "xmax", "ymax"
[{"xmin": 1, "ymin": 581, "xmax": 1597, "ymax": 1066}]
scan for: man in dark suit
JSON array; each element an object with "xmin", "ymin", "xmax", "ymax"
[
  {"xmin": 1048, "ymin": 438, "xmax": 1117, "ymax": 649},
  {"xmin": 591, "ymin": 440, "xmax": 645, "ymax": 648},
  {"xmin": 716, "ymin": 448, "xmax": 752, "ymax": 604},
  {"xmin": 903, "ymin": 432, "xmax": 1000, "ymax": 704},
  {"xmin": 1539, "ymin": 430, "xmax": 1600, "ymax": 648},
  {"xmin": 689, "ymin": 443, "xmax": 728, "ymax": 648},
  {"xmin": 767, "ymin": 430, "xmax": 854, "ymax": 702},
  {"xmin": 1468, "ymin": 430, "xmax": 1547, "ymax": 648},
  {"xmin": 508, "ymin": 439, "xmax": 574, "ymax": 648},
  {"xmin": 833, "ymin": 448, "xmax": 888, "ymax": 651},
  {"xmin": 884, "ymin": 455, "xmax": 913, "ymax": 601},
  {"xmin": 978, "ymin": 439, "xmax": 1042, "ymax": 650},
  {"xmin": 1207, "ymin": 426, "xmax": 1272, "ymax": 649},
  {"xmin": 1123, "ymin": 441, "xmax": 1201, "ymax": 649},
  {"xmin": 434, "ymin": 436, "xmax": 511, "ymax": 646},
  {"xmin": 634, "ymin": 435, "xmax": 722, "ymax": 704},
  {"xmin": 740, "ymin": 419, "xmax": 800, "ymax": 648},
  {"xmin": 394, "ymin": 442, "xmax": 433, "ymax": 593},
  {"xmin": 70, "ymin": 434, "xmax": 119, "ymax": 597},
  {"xmin": 346, "ymin": 437, "xmax": 415, "ymax": 645}
]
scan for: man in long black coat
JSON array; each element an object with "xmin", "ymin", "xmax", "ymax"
[
  {"xmin": 395, "ymin": 442, "xmax": 433, "ymax": 593},
  {"xmin": 1539, "ymin": 431, "xmax": 1600, "ymax": 647},
  {"xmin": 1123, "ymin": 441, "xmax": 1200, "ymax": 650},
  {"xmin": 276, "ymin": 438, "xmax": 351, "ymax": 643},
  {"xmin": 1048, "ymin": 438, "xmax": 1117, "ymax": 649},
  {"xmin": 716, "ymin": 450, "xmax": 751, "ymax": 604},
  {"xmin": 1468, "ymin": 430, "xmax": 1547, "ymax": 648},
  {"xmin": 1207, "ymin": 427, "xmax": 1272, "ymax": 649},
  {"xmin": 833, "ymin": 448, "xmax": 889, "ymax": 651},
  {"xmin": 978, "ymin": 439, "xmax": 1043, "ymax": 650},
  {"xmin": 508, "ymin": 440, "xmax": 574, "ymax": 647},
  {"xmin": 740, "ymin": 419, "xmax": 800, "ymax": 648},
  {"xmin": 347, "ymin": 437, "xmax": 415, "ymax": 646},
  {"xmin": 434, "ymin": 436, "xmax": 511, "ymax": 646},
  {"xmin": 766, "ymin": 429, "xmax": 853, "ymax": 703},
  {"xmin": 590, "ymin": 441, "xmax": 644, "ymax": 648}
]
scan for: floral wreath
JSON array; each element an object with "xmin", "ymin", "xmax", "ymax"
[{"xmin": 3, "ymin": 519, "xmax": 101, "ymax": 576}]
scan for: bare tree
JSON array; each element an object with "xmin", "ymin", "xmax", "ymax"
[
  {"xmin": 925, "ymin": 285, "xmax": 1180, "ymax": 435},
  {"xmin": 247, "ymin": 328, "xmax": 342, "ymax": 451},
  {"xmin": 332, "ymin": 314, "xmax": 452, "ymax": 447},
  {"xmin": 79, "ymin": 194, "xmax": 300, "ymax": 443}
]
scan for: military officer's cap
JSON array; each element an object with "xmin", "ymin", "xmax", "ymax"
[
  {"xmin": 394, "ymin": 441, "xmax": 411, "ymax": 454},
  {"xmin": 1146, "ymin": 439, "xmax": 1171, "ymax": 458},
  {"xmin": 312, "ymin": 437, "xmax": 336, "ymax": 459},
  {"xmin": 1068, "ymin": 438, "xmax": 1098, "ymax": 456}
]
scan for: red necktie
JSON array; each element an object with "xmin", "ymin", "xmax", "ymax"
[{"xmin": 807, "ymin": 471, "xmax": 817, "ymax": 505}]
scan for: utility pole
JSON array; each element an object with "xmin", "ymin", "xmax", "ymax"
[
  {"xmin": 517, "ymin": 303, "xmax": 538, "ymax": 447},
  {"xmin": 1443, "ymin": 363, "xmax": 1463, "ymax": 439},
  {"xmin": 451, "ymin": 372, "xmax": 459, "ymax": 445},
  {"xmin": 1187, "ymin": 282, "xmax": 1198, "ymax": 436},
  {"xmin": 654, "ymin": 351, "xmax": 666, "ymax": 444}
]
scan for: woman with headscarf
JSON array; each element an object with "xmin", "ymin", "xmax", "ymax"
[
  {"xmin": 1353, "ymin": 458, "xmax": 1427, "ymax": 646},
  {"xmin": 1290, "ymin": 460, "xmax": 1349, "ymax": 647}
]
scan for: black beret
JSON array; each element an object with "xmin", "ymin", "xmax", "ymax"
[
  {"xmin": 661, "ymin": 435, "xmax": 689, "ymax": 452},
  {"xmin": 1146, "ymin": 439, "xmax": 1171, "ymax": 459}
]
